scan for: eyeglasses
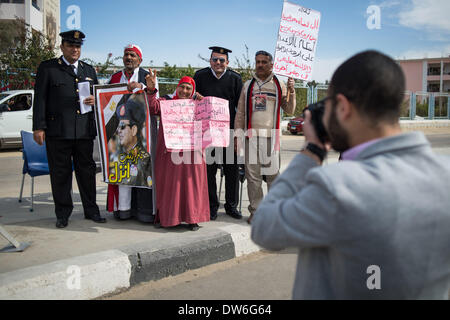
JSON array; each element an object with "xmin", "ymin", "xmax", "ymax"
[
  {"xmin": 211, "ymin": 57, "xmax": 227, "ymax": 63},
  {"xmin": 118, "ymin": 123, "xmax": 132, "ymax": 131}
]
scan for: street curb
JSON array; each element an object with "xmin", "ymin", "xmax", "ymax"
[
  {"xmin": 122, "ymin": 230, "xmax": 236, "ymax": 286},
  {"xmin": 399, "ymin": 120, "xmax": 450, "ymax": 128},
  {"xmin": 281, "ymin": 119, "xmax": 450, "ymax": 133},
  {"xmin": 0, "ymin": 250, "xmax": 131, "ymax": 300},
  {"xmin": 0, "ymin": 225, "xmax": 260, "ymax": 300}
]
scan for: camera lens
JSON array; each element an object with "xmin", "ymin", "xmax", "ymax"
[{"xmin": 305, "ymin": 100, "xmax": 329, "ymax": 144}]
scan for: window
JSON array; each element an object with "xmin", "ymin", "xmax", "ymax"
[
  {"xmin": 31, "ymin": 0, "xmax": 39, "ymax": 10},
  {"xmin": 0, "ymin": 94, "xmax": 32, "ymax": 112},
  {"xmin": 428, "ymin": 66, "xmax": 441, "ymax": 76}
]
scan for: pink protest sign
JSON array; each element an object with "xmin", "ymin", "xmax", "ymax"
[
  {"xmin": 160, "ymin": 96, "xmax": 230, "ymax": 151},
  {"xmin": 274, "ymin": 1, "xmax": 321, "ymax": 81}
]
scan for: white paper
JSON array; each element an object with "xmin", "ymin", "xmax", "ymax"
[
  {"xmin": 274, "ymin": 2, "xmax": 321, "ymax": 81},
  {"xmin": 78, "ymin": 81, "xmax": 93, "ymax": 114}
]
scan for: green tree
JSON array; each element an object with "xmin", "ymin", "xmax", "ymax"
[
  {"xmin": 0, "ymin": 18, "xmax": 56, "ymax": 90},
  {"xmin": 233, "ymin": 45, "xmax": 254, "ymax": 83},
  {"xmin": 157, "ymin": 62, "xmax": 196, "ymax": 96},
  {"xmin": 292, "ymin": 87, "xmax": 306, "ymax": 116},
  {"xmin": 83, "ymin": 53, "xmax": 122, "ymax": 78},
  {"xmin": 157, "ymin": 62, "xmax": 196, "ymax": 79}
]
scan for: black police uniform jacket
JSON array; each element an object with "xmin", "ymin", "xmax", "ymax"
[
  {"xmin": 33, "ymin": 56, "xmax": 99, "ymax": 139},
  {"xmin": 193, "ymin": 67, "xmax": 243, "ymax": 129}
]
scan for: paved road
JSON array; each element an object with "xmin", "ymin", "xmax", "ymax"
[
  {"xmin": 104, "ymin": 130, "xmax": 450, "ymax": 301},
  {"xmin": 104, "ymin": 249, "xmax": 298, "ymax": 300}
]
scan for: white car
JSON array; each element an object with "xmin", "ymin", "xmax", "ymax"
[
  {"xmin": 0, "ymin": 90, "xmax": 34, "ymax": 149},
  {"xmin": 0, "ymin": 89, "xmax": 102, "ymax": 171}
]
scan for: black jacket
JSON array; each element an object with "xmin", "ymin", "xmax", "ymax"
[
  {"xmin": 193, "ymin": 67, "xmax": 243, "ymax": 129},
  {"xmin": 33, "ymin": 56, "xmax": 99, "ymax": 139}
]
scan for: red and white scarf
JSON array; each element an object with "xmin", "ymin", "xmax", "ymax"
[{"xmin": 245, "ymin": 74, "xmax": 283, "ymax": 152}]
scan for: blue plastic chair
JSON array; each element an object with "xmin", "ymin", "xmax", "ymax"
[{"xmin": 19, "ymin": 131, "xmax": 50, "ymax": 212}]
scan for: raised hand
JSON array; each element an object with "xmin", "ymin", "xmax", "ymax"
[
  {"xmin": 145, "ymin": 68, "xmax": 157, "ymax": 91},
  {"xmin": 128, "ymin": 81, "xmax": 143, "ymax": 92},
  {"xmin": 287, "ymin": 77, "xmax": 295, "ymax": 93}
]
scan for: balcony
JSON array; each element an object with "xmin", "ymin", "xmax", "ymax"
[{"xmin": 428, "ymin": 70, "xmax": 441, "ymax": 76}]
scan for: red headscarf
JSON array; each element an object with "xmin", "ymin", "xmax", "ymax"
[{"xmin": 174, "ymin": 76, "xmax": 196, "ymax": 100}]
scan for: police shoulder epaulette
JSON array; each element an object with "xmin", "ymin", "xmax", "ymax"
[
  {"xmin": 228, "ymin": 68, "xmax": 242, "ymax": 78},
  {"xmin": 195, "ymin": 67, "xmax": 210, "ymax": 75},
  {"xmin": 79, "ymin": 60, "xmax": 93, "ymax": 68}
]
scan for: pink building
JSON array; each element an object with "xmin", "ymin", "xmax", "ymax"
[{"xmin": 397, "ymin": 57, "xmax": 450, "ymax": 93}]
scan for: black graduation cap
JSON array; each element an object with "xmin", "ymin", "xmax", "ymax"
[
  {"xmin": 59, "ymin": 30, "xmax": 85, "ymax": 45},
  {"xmin": 209, "ymin": 46, "xmax": 232, "ymax": 57}
]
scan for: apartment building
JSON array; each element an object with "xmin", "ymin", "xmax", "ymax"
[
  {"xmin": 0, "ymin": 0, "xmax": 60, "ymax": 48},
  {"xmin": 398, "ymin": 57, "xmax": 450, "ymax": 93}
]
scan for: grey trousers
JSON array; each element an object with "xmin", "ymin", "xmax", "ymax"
[{"xmin": 245, "ymin": 136, "xmax": 280, "ymax": 214}]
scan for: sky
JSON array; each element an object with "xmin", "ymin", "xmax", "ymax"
[{"xmin": 59, "ymin": 0, "xmax": 450, "ymax": 83}]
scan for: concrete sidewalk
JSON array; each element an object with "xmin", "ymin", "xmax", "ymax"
[
  {"xmin": 0, "ymin": 173, "xmax": 264, "ymax": 299},
  {"xmin": 1, "ymin": 121, "xmax": 449, "ymax": 300}
]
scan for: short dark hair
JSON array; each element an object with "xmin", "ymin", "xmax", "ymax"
[
  {"xmin": 255, "ymin": 50, "xmax": 273, "ymax": 63},
  {"xmin": 329, "ymin": 50, "xmax": 405, "ymax": 125}
]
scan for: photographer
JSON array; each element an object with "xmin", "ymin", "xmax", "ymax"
[{"xmin": 251, "ymin": 50, "xmax": 450, "ymax": 299}]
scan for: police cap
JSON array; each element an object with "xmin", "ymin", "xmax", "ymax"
[
  {"xmin": 209, "ymin": 46, "xmax": 232, "ymax": 58},
  {"xmin": 59, "ymin": 30, "xmax": 85, "ymax": 45},
  {"xmin": 116, "ymin": 98, "xmax": 145, "ymax": 127}
]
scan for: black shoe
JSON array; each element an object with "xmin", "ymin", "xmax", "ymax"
[
  {"xmin": 137, "ymin": 212, "xmax": 155, "ymax": 224},
  {"xmin": 189, "ymin": 224, "xmax": 200, "ymax": 231},
  {"xmin": 113, "ymin": 211, "xmax": 120, "ymax": 220},
  {"xmin": 118, "ymin": 210, "xmax": 132, "ymax": 220},
  {"xmin": 86, "ymin": 214, "xmax": 107, "ymax": 223},
  {"xmin": 226, "ymin": 208, "xmax": 243, "ymax": 220},
  {"xmin": 56, "ymin": 218, "xmax": 68, "ymax": 229},
  {"xmin": 154, "ymin": 222, "xmax": 162, "ymax": 229},
  {"xmin": 210, "ymin": 207, "xmax": 218, "ymax": 221}
]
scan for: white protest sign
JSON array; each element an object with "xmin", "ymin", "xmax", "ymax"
[
  {"xmin": 274, "ymin": 1, "xmax": 321, "ymax": 81},
  {"xmin": 160, "ymin": 97, "xmax": 230, "ymax": 151}
]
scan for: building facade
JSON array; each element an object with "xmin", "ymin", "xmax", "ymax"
[
  {"xmin": 0, "ymin": 0, "xmax": 60, "ymax": 49},
  {"xmin": 398, "ymin": 57, "xmax": 450, "ymax": 93}
]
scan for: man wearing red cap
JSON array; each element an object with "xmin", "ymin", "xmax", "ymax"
[{"xmin": 106, "ymin": 44, "xmax": 153, "ymax": 222}]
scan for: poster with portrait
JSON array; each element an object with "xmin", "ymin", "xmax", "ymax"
[{"xmin": 94, "ymin": 83, "xmax": 157, "ymax": 190}]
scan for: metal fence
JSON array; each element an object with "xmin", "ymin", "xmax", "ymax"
[
  {"xmin": 401, "ymin": 92, "xmax": 450, "ymax": 120},
  {"xmin": 5, "ymin": 72, "xmax": 450, "ymax": 121},
  {"xmin": 302, "ymin": 84, "xmax": 450, "ymax": 121}
]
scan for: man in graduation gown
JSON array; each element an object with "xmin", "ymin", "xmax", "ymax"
[
  {"xmin": 194, "ymin": 46, "xmax": 243, "ymax": 220},
  {"xmin": 106, "ymin": 44, "xmax": 154, "ymax": 223},
  {"xmin": 33, "ymin": 30, "xmax": 106, "ymax": 228}
]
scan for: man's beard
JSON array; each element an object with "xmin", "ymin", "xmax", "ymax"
[{"xmin": 327, "ymin": 107, "xmax": 351, "ymax": 153}]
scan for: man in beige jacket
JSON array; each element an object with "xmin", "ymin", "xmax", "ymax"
[{"xmin": 235, "ymin": 50, "xmax": 296, "ymax": 224}]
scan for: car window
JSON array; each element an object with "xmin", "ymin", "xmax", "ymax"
[{"xmin": 2, "ymin": 94, "xmax": 32, "ymax": 112}]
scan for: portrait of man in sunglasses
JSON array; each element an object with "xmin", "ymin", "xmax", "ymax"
[{"xmin": 108, "ymin": 95, "xmax": 152, "ymax": 189}]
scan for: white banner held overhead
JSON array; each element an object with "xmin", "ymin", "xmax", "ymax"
[{"xmin": 274, "ymin": 1, "xmax": 321, "ymax": 81}]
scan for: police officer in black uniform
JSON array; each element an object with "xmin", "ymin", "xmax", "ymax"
[
  {"xmin": 33, "ymin": 30, "xmax": 106, "ymax": 228},
  {"xmin": 194, "ymin": 46, "xmax": 243, "ymax": 220}
]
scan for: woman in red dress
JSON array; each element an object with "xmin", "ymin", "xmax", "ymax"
[{"xmin": 145, "ymin": 71, "xmax": 210, "ymax": 231}]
